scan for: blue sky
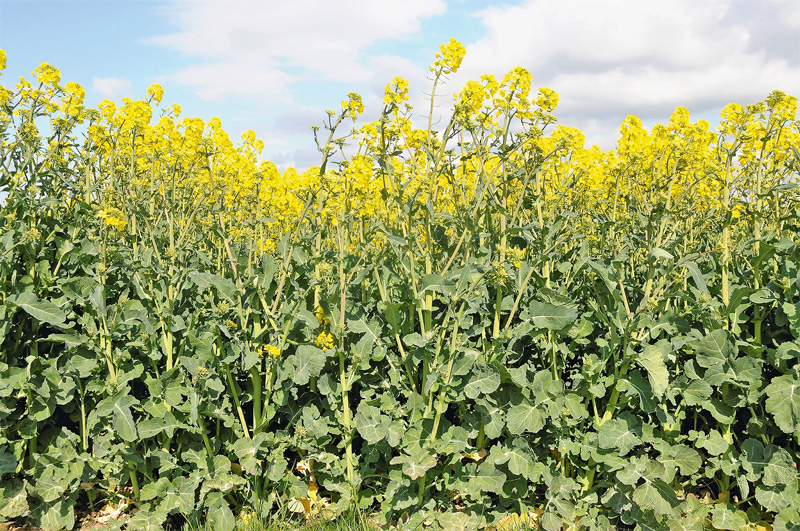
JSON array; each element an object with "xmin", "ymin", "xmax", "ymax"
[{"xmin": 1, "ymin": 0, "xmax": 798, "ymax": 170}]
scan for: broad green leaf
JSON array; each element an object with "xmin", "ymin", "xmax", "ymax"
[
  {"xmin": 436, "ymin": 511, "xmax": 485, "ymax": 531},
  {"xmin": 635, "ymin": 341, "xmax": 670, "ymax": 399},
  {"xmin": 207, "ymin": 496, "xmax": 236, "ymax": 531},
  {"xmin": 598, "ymin": 415, "xmax": 641, "ymax": 456},
  {"xmin": 355, "ymin": 403, "xmax": 388, "ymax": 444},
  {"xmin": 682, "ymin": 379, "xmax": 713, "ymax": 406},
  {"xmin": 765, "ymin": 375, "xmax": 800, "ymax": 434},
  {"xmin": 763, "ymin": 447, "xmax": 797, "ymax": 487},
  {"xmin": 710, "ymin": 505, "xmax": 747, "ymax": 530},
  {"xmin": 773, "ymin": 507, "xmax": 800, "ymax": 531},
  {"xmin": 463, "ymin": 361, "xmax": 501, "ymax": 399},
  {"xmin": 0, "ymin": 479, "xmax": 28, "ymax": 518},
  {"xmin": 286, "ymin": 345, "xmax": 327, "ymax": 385},
  {"xmin": 35, "ymin": 468, "xmax": 67, "ymax": 502},
  {"xmin": 667, "ymin": 517, "xmax": 706, "ymax": 531},
  {"xmin": 402, "ymin": 332, "xmax": 429, "ymax": 348},
  {"xmin": 696, "ymin": 430, "xmax": 728, "ymax": 456},
  {"xmin": 751, "ymin": 288, "xmax": 779, "ymax": 304},
  {"xmin": 0, "ymin": 450, "xmax": 16, "ymax": 475},
  {"xmin": 632, "ymin": 479, "xmax": 681, "ymax": 517},
  {"xmin": 38, "ymin": 499, "xmax": 75, "ymax": 531},
  {"xmin": 8, "ymin": 292, "xmax": 66, "ymax": 326},
  {"xmin": 42, "ymin": 333, "xmax": 86, "ymax": 348},
  {"xmin": 494, "ymin": 438, "xmax": 537, "ymax": 480},
  {"xmin": 390, "ymin": 450, "xmax": 438, "ymax": 480},
  {"xmin": 380, "ymin": 301, "xmax": 403, "ymax": 333},
  {"xmin": 755, "ymin": 481, "xmax": 800, "ymax": 513},
  {"xmin": 690, "ymin": 329, "xmax": 735, "ymax": 368},
  {"xmin": 660, "ymin": 444, "xmax": 701, "ymax": 478},
  {"xmin": 162, "ymin": 476, "xmax": 198, "ymax": 514},
  {"xmin": 459, "ymin": 461, "xmax": 506, "ymax": 497},
  {"xmin": 114, "ymin": 397, "xmax": 137, "ymax": 442},
  {"xmin": 137, "ymin": 412, "xmax": 183, "ymax": 439},
  {"xmin": 506, "ymin": 401, "xmax": 544, "ymax": 435},
  {"xmin": 528, "ymin": 301, "xmax": 579, "ymax": 331},
  {"xmin": 681, "ymin": 261, "xmax": 708, "ymax": 294},
  {"xmin": 189, "ymin": 271, "xmax": 236, "ymax": 301},
  {"xmin": 140, "ymin": 477, "xmax": 170, "ymax": 501},
  {"xmin": 618, "ymin": 371, "xmax": 656, "ymax": 413}
]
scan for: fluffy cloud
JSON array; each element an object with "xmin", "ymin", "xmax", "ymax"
[
  {"xmin": 452, "ymin": 0, "xmax": 800, "ymax": 148},
  {"xmin": 92, "ymin": 77, "xmax": 134, "ymax": 100},
  {"xmin": 149, "ymin": 0, "xmax": 446, "ymax": 100}
]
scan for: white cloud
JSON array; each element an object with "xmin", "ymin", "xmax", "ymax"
[
  {"xmin": 449, "ymin": 0, "xmax": 800, "ymax": 148},
  {"xmin": 92, "ymin": 77, "xmax": 134, "ymax": 100},
  {"xmin": 149, "ymin": 0, "xmax": 446, "ymax": 100}
]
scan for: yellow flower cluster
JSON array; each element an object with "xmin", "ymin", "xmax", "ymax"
[
  {"xmin": 261, "ymin": 345, "xmax": 281, "ymax": 359},
  {"xmin": 432, "ymin": 38, "xmax": 466, "ymax": 75},
  {"xmin": 316, "ymin": 332, "xmax": 334, "ymax": 350},
  {"xmin": 315, "ymin": 306, "xmax": 330, "ymax": 328},
  {"xmin": 98, "ymin": 207, "xmax": 126, "ymax": 231},
  {"xmin": 1, "ymin": 41, "xmax": 797, "ymax": 273}
]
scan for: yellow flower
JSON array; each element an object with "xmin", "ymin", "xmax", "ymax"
[
  {"xmin": 146, "ymin": 83, "xmax": 164, "ymax": 105},
  {"xmin": 97, "ymin": 207, "xmax": 126, "ymax": 231},
  {"xmin": 536, "ymin": 87, "xmax": 559, "ymax": 112},
  {"xmin": 316, "ymin": 331, "xmax": 334, "ymax": 350},
  {"xmin": 383, "ymin": 77, "xmax": 409, "ymax": 108},
  {"xmin": 33, "ymin": 62, "xmax": 60, "ymax": 86},
  {"xmin": 0, "ymin": 49, "xmax": 6, "ymax": 71},
  {"xmin": 315, "ymin": 306, "xmax": 330, "ymax": 328},
  {"xmin": 432, "ymin": 38, "xmax": 466, "ymax": 75},
  {"xmin": 262, "ymin": 345, "xmax": 280, "ymax": 359},
  {"xmin": 98, "ymin": 99, "xmax": 116, "ymax": 121},
  {"xmin": 341, "ymin": 92, "xmax": 364, "ymax": 121}
]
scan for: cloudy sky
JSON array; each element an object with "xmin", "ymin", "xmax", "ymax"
[{"xmin": 1, "ymin": 0, "xmax": 798, "ymax": 170}]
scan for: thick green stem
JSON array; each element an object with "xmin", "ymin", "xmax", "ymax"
[{"xmin": 224, "ymin": 364, "xmax": 251, "ymax": 439}]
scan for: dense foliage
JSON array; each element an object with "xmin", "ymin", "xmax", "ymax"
[{"xmin": 1, "ymin": 41, "xmax": 800, "ymax": 530}]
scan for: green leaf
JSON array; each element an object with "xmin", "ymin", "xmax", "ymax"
[
  {"xmin": 494, "ymin": 438, "xmax": 538, "ymax": 480},
  {"xmin": 8, "ymin": 292, "xmax": 66, "ymax": 326},
  {"xmin": 773, "ymin": 507, "xmax": 800, "ymax": 531},
  {"xmin": 436, "ymin": 511, "xmax": 485, "ymax": 531},
  {"xmin": 206, "ymin": 494, "xmax": 236, "ymax": 531},
  {"xmin": 97, "ymin": 393, "xmax": 139, "ymax": 442},
  {"xmin": 38, "ymin": 499, "xmax": 75, "ymax": 531},
  {"xmin": 598, "ymin": 415, "xmax": 641, "ymax": 456},
  {"xmin": 632, "ymin": 479, "xmax": 681, "ymax": 517},
  {"xmin": 636, "ymin": 340, "xmax": 670, "ymax": 399},
  {"xmin": 0, "ymin": 479, "xmax": 29, "ymax": 518},
  {"xmin": 697, "ymin": 430, "xmax": 729, "ymax": 456},
  {"xmin": 690, "ymin": 329, "xmax": 735, "ymax": 368},
  {"xmin": 355, "ymin": 403, "xmax": 388, "ymax": 444},
  {"xmin": 755, "ymin": 481, "xmax": 800, "ymax": 513},
  {"xmin": 660, "ymin": 444, "xmax": 702, "ymax": 478},
  {"xmin": 189, "ymin": 271, "xmax": 236, "ymax": 301},
  {"xmin": 506, "ymin": 401, "xmax": 544, "ymax": 435},
  {"xmin": 463, "ymin": 361, "xmax": 501, "ymax": 399},
  {"xmin": 763, "ymin": 447, "xmax": 797, "ymax": 487},
  {"xmin": 286, "ymin": 345, "xmax": 327, "ymax": 386},
  {"xmin": 765, "ymin": 375, "xmax": 800, "ymax": 434},
  {"xmin": 390, "ymin": 450, "xmax": 438, "ymax": 480},
  {"xmin": 459, "ymin": 461, "xmax": 506, "ymax": 497},
  {"xmin": 681, "ymin": 261, "xmax": 708, "ymax": 294},
  {"xmin": 137, "ymin": 412, "xmax": 183, "ymax": 439},
  {"xmin": 682, "ymin": 379, "xmax": 713, "ymax": 406},
  {"xmin": 42, "ymin": 333, "xmax": 86, "ymax": 348},
  {"xmin": 710, "ymin": 505, "xmax": 747, "ymax": 530},
  {"xmin": 618, "ymin": 371, "xmax": 656, "ymax": 413},
  {"xmin": 528, "ymin": 301, "xmax": 579, "ymax": 331},
  {"xmin": 751, "ymin": 288, "xmax": 779, "ymax": 304},
  {"xmin": 0, "ymin": 450, "xmax": 16, "ymax": 475}
]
